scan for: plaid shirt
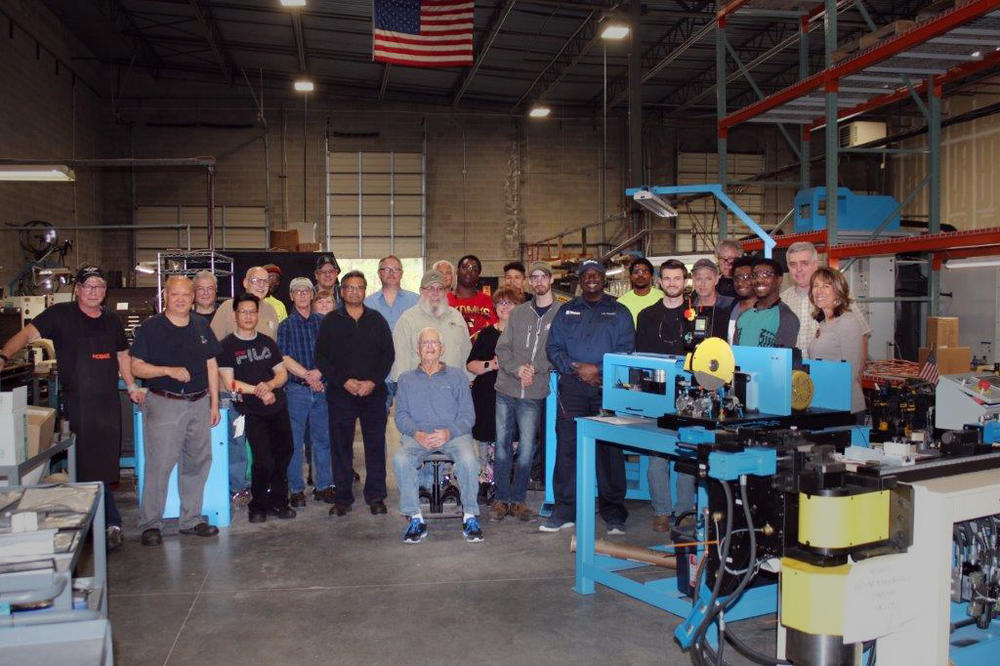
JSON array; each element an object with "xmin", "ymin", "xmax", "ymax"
[
  {"xmin": 277, "ymin": 308, "xmax": 324, "ymax": 376},
  {"xmin": 781, "ymin": 284, "xmax": 871, "ymax": 355}
]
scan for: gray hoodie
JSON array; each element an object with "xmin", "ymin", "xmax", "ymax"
[{"xmin": 495, "ymin": 299, "xmax": 562, "ymax": 400}]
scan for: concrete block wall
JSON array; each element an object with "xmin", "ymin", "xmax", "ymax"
[{"xmin": 0, "ymin": 1, "xmax": 129, "ymax": 289}]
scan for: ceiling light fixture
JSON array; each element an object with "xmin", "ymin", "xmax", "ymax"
[
  {"xmin": 0, "ymin": 164, "xmax": 75, "ymax": 182},
  {"xmin": 294, "ymin": 78, "xmax": 314, "ymax": 92},
  {"xmin": 528, "ymin": 105, "xmax": 551, "ymax": 118},
  {"xmin": 279, "ymin": 0, "xmax": 307, "ymax": 7},
  {"xmin": 944, "ymin": 257, "xmax": 1000, "ymax": 270},
  {"xmin": 633, "ymin": 188, "xmax": 678, "ymax": 218},
  {"xmin": 601, "ymin": 23, "xmax": 630, "ymax": 40}
]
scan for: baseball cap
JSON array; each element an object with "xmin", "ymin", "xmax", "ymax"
[
  {"xmin": 289, "ymin": 277, "xmax": 314, "ymax": 293},
  {"xmin": 691, "ymin": 258, "xmax": 719, "ymax": 274},
  {"xmin": 75, "ymin": 265, "xmax": 106, "ymax": 285},
  {"xmin": 263, "ymin": 263, "xmax": 282, "ymax": 276},
  {"xmin": 577, "ymin": 259, "xmax": 606, "ymax": 277},
  {"xmin": 315, "ymin": 254, "xmax": 340, "ymax": 272},
  {"xmin": 421, "ymin": 270, "xmax": 446, "ymax": 288},
  {"xmin": 528, "ymin": 261, "xmax": 552, "ymax": 277}
]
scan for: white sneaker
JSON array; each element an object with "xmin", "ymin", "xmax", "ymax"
[{"xmin": 538, "ymin": 518, "xmax": 575, "ymax": 532}]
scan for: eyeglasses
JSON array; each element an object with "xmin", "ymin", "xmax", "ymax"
[
  {"xmin": 528, "ymin": 273, "xmax": 548, "ymax": 281},
  {"xmin": 79, "ymin": 284, "xmax": 107, "ymax": 292},
  {"xmin": 316, "ymin": 269, "xmax": 338, "ymax": 276},
  {"xmin": 718, "ymin": 256, "xmax": 737, "ymax": 264},
  {"xmin": 734, "ymin": 274, "xmax": 754, "ymax": 283},
  {"xmin": 419, "ymin": 340, "xmax": 441, "ymax": 347},
  {"xmin": 497, "ymin": 300, "xmax": 516, "ymax": 307},
  {"xmin": 378, "ymin": 266, "xmax": 402, "ymax": 274},
  {"xmin": 341, "ymin": 285, "xmax": 365, "ymax": 292},
  {"xmin": 194, "ymin": 286, "xmax": 215, "ymax": 293},
  {"xmin": 422, "ymin": 285, "xmax": 445, "ymax": 293},
  {"xmin": 752, "ymin": 271, "xmax": 776, "ymax": 279},
  {"xmin": 247, "ymin": 277, "xmax": 267, "ymax": 285}
]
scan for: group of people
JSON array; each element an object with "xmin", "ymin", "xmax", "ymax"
[{"xmin": 0, "ymin": 238, "xmax": 868, "ymax": 548}]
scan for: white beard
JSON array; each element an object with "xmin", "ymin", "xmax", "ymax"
[{"xmin": 418, "ymin": 297, "xmax": 447, "ymax": 318}]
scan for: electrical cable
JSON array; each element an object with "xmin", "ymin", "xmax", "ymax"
[{"xmin": 690, "ymin": 479, "xmax": 733, "ymax": 666}]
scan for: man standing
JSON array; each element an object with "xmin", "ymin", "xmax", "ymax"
[
  {"xmin": 365, "ymin": 255, "xmax": 419, "ymax": 408},
  {"xmin": 543, "ymin": 260, "xmax": 634, "ymax": 534},
  {"xmin": 316, "ymin": 271, "xmax": 395, "ymax": 517},
  {"xmin": 431, "ymin": 259, "xmax": 455, "ymax": 292},
  {"xmin": 616, "ymin": 257, "xmax": 664, "ymax": 325},
  {"xmin": 131, "ymin": 276, "xmax": 221, "ymax": 546},
  {"xmin": 727, "ymin": 256, "xmax": 758, "ymax": 344},
  {"xmin": 690, "ymin": 258, "xmax": 735, "ymax": 341},
  {"xmin": 391, "ymin": 270, "xmax": 470, "ymax": 381},
  {"xmin": 635, "ymin": 259, "xmax": 696, "ymax": 532},
  {"xmin": 277, "ymin": 277, "xmax": 333, "ymax": 508},
  {"xmin": 315, "ymin": 254, "xmax": 341, "ymax": 308},
  {"xmin": 448, "ymin": 254, "xmax": 496, "ymax": 341},
  {"xmin": 734, "ymin": 258, "xmax": 799, "ymax": 348},
  {"xmin": 491, "ymin": 261, "xmax": 560, "ymax": 522},
  {"xmin": 392, "ymin": 327, "xmax": 483, "ymax": 544},
  {"xmin": 210, "ymin": 266, "xmax": 279, "ymax": 341},
  {"xmin": 262, "ymin": 264, "xmax": 288, "ymax": 323},
  {"xmin": 714, "ymin": 239, "xmax": 743, "ymax": 298},
  {"xmin": 192, "ymin": 270, "xmax": 218, "ymax": 322},
  {"xmin": 217, "ymin": 294, "xmax": 296, "ymax": 524},
  {"xmin": 502, "ymin": 260, "xmax": 533, "ymax": 300},
  {"xmin": 0, "ymin": 265, "xmax": 142, "ymax": 550}
]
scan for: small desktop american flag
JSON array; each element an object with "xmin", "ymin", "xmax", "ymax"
[
  {"xmin": 373, "ymin": 0, "xmax": 474, "ymax": 68},
  {"xmin": 918, "ymin": 349, "xmax": 940, "ymax": 385}
]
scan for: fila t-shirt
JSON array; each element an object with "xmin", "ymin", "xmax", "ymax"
[{"xmin": 217, "ymin": 333, "xmax": 286, "ymax": 415}]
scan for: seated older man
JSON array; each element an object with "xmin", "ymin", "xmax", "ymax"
[{"xmin": 392, "ymin": 327, "xmax": 483, "ymax": 544}]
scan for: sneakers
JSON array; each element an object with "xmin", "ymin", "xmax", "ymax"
[
  {"xmin": 271, "ymin": 506, "xmax": 297, "ymax": 520},
  {"xmin": 539, "ymin": 517, "xmax": 575, "ymax": 533},
  {"xmin": 607, "ymin": 521, "xmax": 627, "ymax": 536},
  {"xmin": 463, "ymin": 516, "xmax": 484, "ymax": 543},
  {"xmin": 508, "ymin": 502, "xmax": 533, "ymax": 522},
  {"xmin": 290, "ymin": 492, "xmax": 306, "ymax": 508},
  {"xmin": 231, "ymin": 488, "xmax": 251, "ymax": 506},
  {"xmin": 106, "ymin": 525, "xmax": 124, "ymax": 551},
  {"xmin": 313, "ymin": 486, "xmax": 337, "ymax": 504},
  {"xmin": 403, "ymin": 518, "xmax": 428, "ymax": 544},
  {"xmin": 489, "ymin": 500, "xmax": 509, "ymax": 521}
]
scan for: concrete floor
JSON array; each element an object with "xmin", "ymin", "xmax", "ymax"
[{"xmin": 105, "ymin": 425, "xmax": 775, "ymax": 666}]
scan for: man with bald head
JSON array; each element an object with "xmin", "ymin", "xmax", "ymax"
[
  {"xmin": 210, "ymin": 266, "xmax": 279, "ymax": 341},
  {"xmin": 392, "ymin": 327, "xmax": 482, "ymax": 544},
  {"xmin": 131, "ymin": 276, "xmax": 222, "ymax": 546}
]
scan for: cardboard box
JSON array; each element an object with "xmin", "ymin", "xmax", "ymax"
[
  {"xmin": 27, "ymin": 406, "xmax": 56, "ymax": 458},
  {"xmin": 269, "ymin": 228, "xmax": 299, "ymax": 251},
  {"xmin": 296, "ymin": 242, "xmax": 321, "ymax": 252},
  {"xmin": 0, "ymin": 408, "xmax": 28, "ymax": 466},
  {"xmin": 919, "ymin": 346, "xmax": 972, "ymax": 375},
  {"xmin": 927, "ymin": 316, "xmax": 959, "ymax": 348},
  {"xmin": 0, "ymin": 386, "xmax": 27, "ymax": 414}
]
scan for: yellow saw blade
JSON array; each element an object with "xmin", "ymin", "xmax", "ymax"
[{"xmin": 690, "ymin": 337, "xmax": 735, "ymax": 391}]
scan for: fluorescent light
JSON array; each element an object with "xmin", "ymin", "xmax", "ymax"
[
  {"xmin": 134, "ymin": 263, "xmax": 156, "ymax": 275},
  {"xmin": 294, "ymin": 78, "xmax": 314, "ymax": 92},
  {"xmin": 528, "ymin": 105, "xmax": 551, "ymax": 118},
  {"xmin": 0, "ymin": 165, "xmax": 75, "ymax": 182},
  {"xmin": 944, "ymin": 257, "xmax": 1000, "ymax": 270},
  {"xmin": 279, "ymin": 0, "xmax": 306, "ymax": 7},
  {"xmin": 601, "ymin": 24, "xmax": 630, "ymax": 40},
  {"xmin": 971, "ymin": 50, "xmax": 982, "ymax": 58},
  {"xmin": 633, "ymin": 189, "xmax": 678, "ymax": 218}
]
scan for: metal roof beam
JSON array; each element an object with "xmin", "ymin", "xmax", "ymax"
[
  {"xmin": 99, "ymin": 0, "xmax": 166, "ymax": 79},
  {"xmin": 378, "ymin": 64, "xmax": 391, "ymax": 101},
  {"xmin": 452, "ymin": 0, "xmax": 518, "ymax": 106},
  {"xmin": 291, "ymin": 10, "xmax": 308, "ymax": 73},
  {"xmin": 187, "ymin": 0, "xmax": 237, "ymax": 85}
]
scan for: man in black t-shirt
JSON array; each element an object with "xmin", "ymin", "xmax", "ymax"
[
  {"xmin": 131, "ymin": 276, "xmax": 221, "ymax": 546},
  {"xmin": 0, "ymin": 265, "xmax": 142, "ymax": 550},
  {"xmin": 635, "ymin": 259, "xmax": 697, "ymax": 533},
  {"xmin": 217, "ymin": 293, "xmax": 296, "ymax": 524}
]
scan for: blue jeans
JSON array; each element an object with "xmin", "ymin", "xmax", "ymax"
[
  {"xmin": 494, "ymin": 392, "xmax": 541, "ymax": 504},
  {"xmin": 225, "ymin": 396, "xmax": 249, "ymax": 492},
  {"xmin": 647, "ymin": 455, "xmax": 695, "ymax": 517},
  {"xmin": 286, "ymin": 381, "xmax": 332, "ymax": 493},
  {"xmin": 393, "ymin": 433, "xmax": 480, "ymax": 518}
]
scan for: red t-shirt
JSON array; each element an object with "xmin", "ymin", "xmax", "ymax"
[{"xmin": 448, "ymin": 290, "xmax": 497, "ymax": 341}]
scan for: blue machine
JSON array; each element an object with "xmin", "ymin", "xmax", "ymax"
[
  {"xmin": 133, "ymin": 405, "xmax": 232, "ymax": 528},
  {"xmin": 793, "ymin": 187, "xmax": 901, "ymax": 234}
]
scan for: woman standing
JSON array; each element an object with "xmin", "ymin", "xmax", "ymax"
[
  {"xmin": 807, "ymin": 267, "xmax": 867, "ymax": 422},
  {"xmin": 466, "ymin": 287, "xmax": 522, "ymax": 507}
]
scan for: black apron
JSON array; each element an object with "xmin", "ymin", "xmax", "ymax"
[{"xmin": 62, "ymin": 323, "xmax": 123, "ymax": 484}]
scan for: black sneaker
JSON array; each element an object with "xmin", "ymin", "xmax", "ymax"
[
  {"xmin": 271, "ymin": 506, "xmax": 297, "ymax": 520},
  {"xmin": 403, "ymin": 518, "xmax": 427, "ymax": 544},
  {"xmin": 179, "ymin": 522, "xmax": 220, "ymax": 537}
]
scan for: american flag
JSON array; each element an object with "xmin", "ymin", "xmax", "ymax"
[
  {"xmin": 918, "ymin": 350, "xmax": 940, "ymax": 385},
  {"xmin": 373, "ymin": 0, "xmax": 474, "ymax": 68}
]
